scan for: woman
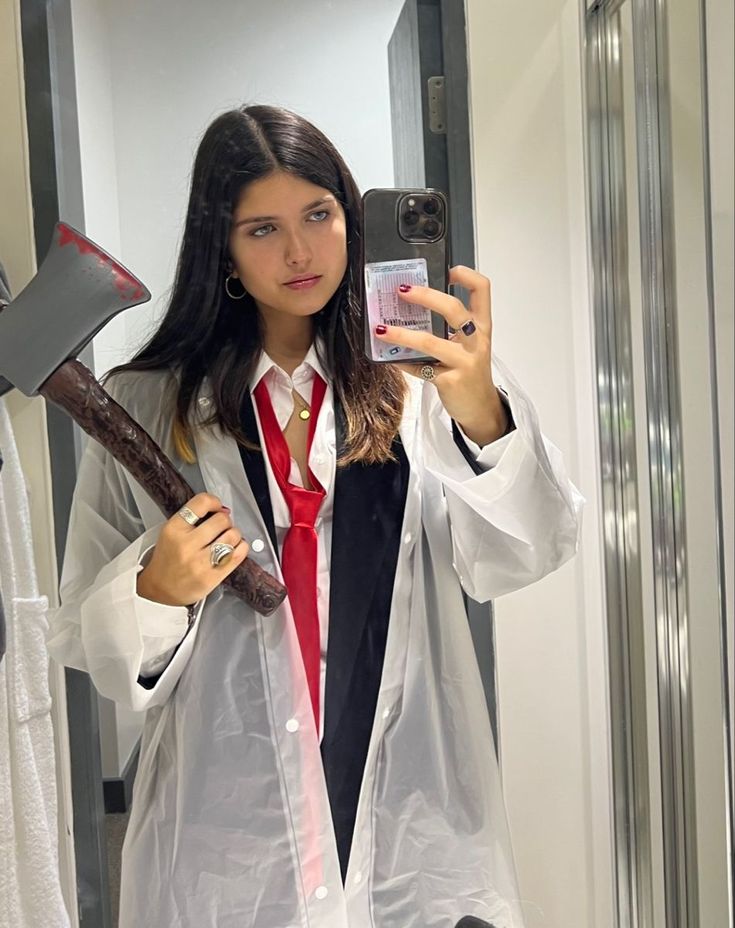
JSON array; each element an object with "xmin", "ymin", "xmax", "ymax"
[{"xmin": 47, "ymin": 105, "xmax": 582, "ymax": 928}]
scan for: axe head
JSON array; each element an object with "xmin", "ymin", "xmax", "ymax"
[{"xmin": 0, "ymin": 222, "xmax": 150, "ymax": 397}]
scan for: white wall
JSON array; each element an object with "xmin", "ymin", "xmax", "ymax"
[
  {"xmin": 466, "ymin": 3, "xmax": 613, "ymax": 927},
  {"xmin": 71, "ymin": 0, "xmax": 405, "ymax": 378},
  {"xmin": 69, "ymin": 0, "xmax": 124, "ymax": 381},
  {"xmin": 706, "ymin": 0, "xmax": 735, "ymax": 802},
  {"xmin": 69, "ymin": 0, "xmax": 405, "ymax": 775}
]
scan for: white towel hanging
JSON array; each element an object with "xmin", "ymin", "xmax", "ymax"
[{"xmin": 0, "ymin": 397, "xmax": 71, "ymax": 928}]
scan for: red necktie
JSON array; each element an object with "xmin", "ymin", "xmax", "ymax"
[{"xmin": 253, "ymin": 373, "xmax": 327, "ymax": 731}]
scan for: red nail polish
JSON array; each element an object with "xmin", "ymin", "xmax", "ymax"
[
  {"xmin": 398, "ymin": 284, "xmax": 412, "ymax": 293},
  {"xmin": 375, "ymin": 324, "xmax": 388, "ymax": 335}
]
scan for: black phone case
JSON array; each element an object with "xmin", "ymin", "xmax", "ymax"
[{"xmin": 362, "ymin": 187, "xmax": 449, "ymax": 363}]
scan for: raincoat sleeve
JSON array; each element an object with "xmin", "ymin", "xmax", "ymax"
[
  {"xmin": 46, "ymin": 378, "xmax": 205, "ymax": 712},
  {"xmin": 419, "ymin": 355, "xmax": 584, "ymax": 601}
]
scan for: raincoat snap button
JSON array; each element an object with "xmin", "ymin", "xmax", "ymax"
[
  {"xmin": 403, "ymin": 532, "xmax": 412, "ymax": 544},
  {"xmin": 251, "ymin": 538, "xmax": 265, "ymax": 553},
  {"xmin": 315, "ymin": 886, "xmax": 328, "ymax": 900},
  {"xmin": 286, "ymin": 718, "xmax": 299, "ymax": 733}
]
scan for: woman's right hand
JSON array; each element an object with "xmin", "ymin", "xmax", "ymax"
[{"xmin": 136, "ymin": 493, "xmax": 250, "ymax": 607}]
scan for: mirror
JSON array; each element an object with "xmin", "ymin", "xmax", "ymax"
[
  {"xmin": 1, "ymin": 0, "xmax": 730, "ymax": 927},
  {"xmin": 49, "ymin": 2, "xmax": 608, "ymax": 925}
]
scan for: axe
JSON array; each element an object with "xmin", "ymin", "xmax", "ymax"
[{"xmin": 0, "ymin": 223, "xmax": 286, "ymax": 616}]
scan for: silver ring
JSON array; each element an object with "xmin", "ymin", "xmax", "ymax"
[
  {"xmin": 459, "ymin": 319, "xmax": 477, "ymax": 337},
  {"xmin": 210, "ymin": 541, "xmax": 235, "ymax": 568},
  {"xmin": 420, "ymin": 364, "xmax": 436, "ymax": 381},
  {"xmin": 177, "ymin": 506, "xmax": 199, "ymax": 526}
]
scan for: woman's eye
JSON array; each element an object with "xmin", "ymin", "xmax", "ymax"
[
  {"xmin": 308, "ymin": 210, "xmax": 329, "ymax": 222},
  {"xmin": 251, "ymin": 224, "xmax": 275, "ymax": 238}
]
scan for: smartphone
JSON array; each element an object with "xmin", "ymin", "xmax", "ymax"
[{"xmin": 362, "ymin": 187, "xmax": 449, "ymax": 363}]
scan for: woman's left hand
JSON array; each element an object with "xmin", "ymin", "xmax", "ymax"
[{"xmin": 374, "ymin": 265, "xmax": 509, "ymax": 446}]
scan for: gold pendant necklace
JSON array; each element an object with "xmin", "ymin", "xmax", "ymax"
[{"xmin": 294, "ymin": 392, "xmax": 311, "ymax": 420}]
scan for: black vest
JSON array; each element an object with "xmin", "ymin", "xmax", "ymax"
[{"xmin": 238, "ymin": 394, "xmax": 410, "ymax": 880}]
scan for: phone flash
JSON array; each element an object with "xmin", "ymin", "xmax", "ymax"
[{"xmin": 408, "ymin": 198, "xmax": 416, "ymax": 206}]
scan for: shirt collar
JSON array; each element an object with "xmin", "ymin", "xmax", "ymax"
[{"xmin": 249, "ymin": 336, "xmax": 330, "ymax": 393}]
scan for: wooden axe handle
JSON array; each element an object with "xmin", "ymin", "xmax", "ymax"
[{"xmin": 41, "ymin": 360, "xmax": 286, "ymax": 616}]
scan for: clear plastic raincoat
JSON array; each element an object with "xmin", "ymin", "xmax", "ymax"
[{"xmin": 47, "ymin": 358, "xmax": 582, "ymax": 928}]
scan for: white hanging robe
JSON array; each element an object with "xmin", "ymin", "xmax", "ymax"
[{"xmin": 0, "ymin": 398, "xmax": 70, "ymax": 928}]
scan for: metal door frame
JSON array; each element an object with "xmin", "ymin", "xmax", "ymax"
[
  {"xmin": 584, "ymin": 0, "xmax": 732, "ymax": 925},
  {"xmin": 584, "ymin": 4, "xmax": 654, "ymax": 924}
]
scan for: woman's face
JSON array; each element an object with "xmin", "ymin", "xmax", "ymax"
[{"xmin": 228, "ymin": 171, "xmax": 348, "ymax": 321}]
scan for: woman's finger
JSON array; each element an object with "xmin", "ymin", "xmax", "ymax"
[
  {"xmin": 374, "ymin": 323, "xmax": 464, "ymax": 368},
  {"xmin": 448, "ymin": 266, "xmax": 492, "ymax": 328},
  {"xmin": 206, "ymin": 533, "xmax": 249, "ymax": 574},
  {"xmin": 395, "ymin": 283, "xmax": 473, "ymax": 331},
  {"xmin": 190, "ymin": 511, "xmax": 234, "ymax": 548},
  {"xmin": 215, "ymin": 528, "xmax": 243, "ymax": 549},
  {"xmin": 170, "ymin": 493, "xmax": 227, "ymax": 534},
  {"xmin": 393, "ymin": 361, "xmax": 448, "ymax": 382},
  {"xmin": 205, "ymin": 528, "xmax": 245, "ymax": 567}
]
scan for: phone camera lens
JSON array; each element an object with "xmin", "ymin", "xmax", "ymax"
[
  {"xmin": 403, "ymin": 210, "xmax": 420, "ymax": 226},
  {"xmin": 423, "ymin": 219, "xmax": 440, "ymax": 237},
  {"xmin": 423, "ymin": 197, "xmax": 440, "ymax": 215}
]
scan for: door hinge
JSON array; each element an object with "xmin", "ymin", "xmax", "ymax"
[{"xmin": 428, "ymin": 76, "xmax": 447, "ymax": 134}]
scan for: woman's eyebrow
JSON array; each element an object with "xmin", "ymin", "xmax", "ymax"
[{"xmin": 233, "ymin": 196, "xmax": 334, "ymax": 227}]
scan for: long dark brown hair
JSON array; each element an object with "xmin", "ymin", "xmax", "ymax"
[{"xmin": 104, "ymin": 105, "xmax": 406, "ymax": 465}]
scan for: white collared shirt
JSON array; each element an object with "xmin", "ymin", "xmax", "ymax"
[{"xmin": 249, "ymin": 342, "xmax": 336, "ymax": 743}]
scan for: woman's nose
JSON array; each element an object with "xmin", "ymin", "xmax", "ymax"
[{"xmin": 285, "ymin": 231, "xmax": 311, "ymax": 267}]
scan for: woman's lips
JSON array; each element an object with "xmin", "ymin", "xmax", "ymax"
[{"xmin": 284, "ymin": 275, "xmax": 322, "ymax": 290}]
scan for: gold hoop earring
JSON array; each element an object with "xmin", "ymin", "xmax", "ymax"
[{"xmin": 225, "ymin": 273, "xmax": 247, "ymax": 300}]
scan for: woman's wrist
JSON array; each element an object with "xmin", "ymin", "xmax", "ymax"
[
  {"xmin": 456, "ymin": 388, "xmax": 509, "ymax": 447},
  {"xmin": 136, "ymin": 567, "xmax": 182, "ymax": 607}
]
